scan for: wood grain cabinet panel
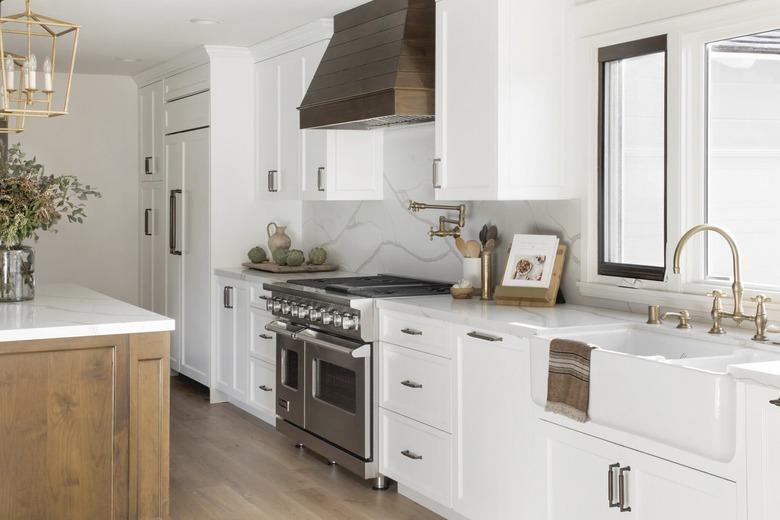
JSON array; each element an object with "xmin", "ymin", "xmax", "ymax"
[{"xmin": 0, "ymin": 332, "xmax": 170, "ymax": 520}]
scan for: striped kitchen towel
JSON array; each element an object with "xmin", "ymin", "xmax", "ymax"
[{"xmin": 545, "ymin": 338, "xmax": 597, "ymax": 423}]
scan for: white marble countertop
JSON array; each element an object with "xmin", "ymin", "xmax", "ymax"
[
  {"xmin": 214, "ymin": 266, "xmax": 359, "ymax": 284},
  {"xmin": 730, "ymin": 360, "xmax": 780, "ymax": 388},
  {"xmin": 377, "ymin": 295, "xmax": 644, "ymax": 336},
  {"xmin": 0, "ymin": 284, "xmax": 174, "ymax": 343}
]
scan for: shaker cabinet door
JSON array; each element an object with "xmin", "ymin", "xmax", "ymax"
[
  {"xmin": 746, "ymin": 384, "xmax": 780, "ymax": 520},
  {"xmin": 139, "ymin": 181, "xmax": 166, "ymax": 316}
]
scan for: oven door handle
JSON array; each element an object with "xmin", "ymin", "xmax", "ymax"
[
  {"xmin": 298, "ymin": 329, "xmax": 371, "ymax": 359},
  {"xmin": 265, "ymin": 320, "xmax": 304, "ymax": 338}
]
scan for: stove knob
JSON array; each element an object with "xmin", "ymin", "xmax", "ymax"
[
  {"xmin": 291, "ymin": 304, "xmax": 299, "ymax": 318},
  {"xmin": 322, "ymin": 312, "xmax": 334, "ymax": 325},
  {"xmin": 299, "ymin": 306, "xmax": 310, "ymax": 320},
  {"xmin": 281, "ymin": 301, "xmax": 291, "ymax": 315},
  {"xmin": 309, "ymin": 307, "xmax": 322, "ymax": 322},
  {"xmin": 265, "ymin": 298, "xmax": 273, "ymax": 312},
  {"xmin": 272, "ymin": 299, "xmax": 282, "ymax": 313},
  {"xmin": 333, "ymin": 313, "xmax": 343, "ymax": 328},
  {"xmin": 342, "ymin": 314, "xmax": 360, "ymax": 331}
]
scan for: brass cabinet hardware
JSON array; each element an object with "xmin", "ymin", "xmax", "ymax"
[
  {"xmin": 401, "ymin": 450, "xmax": 423, "ymax": 460},
  {"xmin": 608, "ymin": 463, "xmax": 620, "ymax": 508}
]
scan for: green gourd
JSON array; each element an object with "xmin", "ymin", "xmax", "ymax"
[
  {"xmin": 308, "ymin": 247, "xmax": 328, "ymax": 265},
  {"xmin": 247, "ymin": 246, "xmax": 267, "ymax": 264},
  {"xmin": 272, "ymin": 249, "xmax": 289, "ymax": 266},
  {"xmin": 286, "ymin": 249, "xmax": 305, "ymax": 267}
]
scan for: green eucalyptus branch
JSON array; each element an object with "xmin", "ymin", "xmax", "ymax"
[{"xmin": 0, "ymin": 143, "xmax": 101, "ymax": 246}]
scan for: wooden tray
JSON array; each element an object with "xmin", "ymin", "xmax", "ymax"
[{"xmin": 242, "ymin": 262, "xmax": 339, "ymax": 274}]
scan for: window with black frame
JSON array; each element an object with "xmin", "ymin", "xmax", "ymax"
[{"xmin": 598, "ymin": 35, "xmax": 668, "ymax": 281}]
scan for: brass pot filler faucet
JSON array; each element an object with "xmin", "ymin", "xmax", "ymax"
[
  {"xmin": 649, "ymin": 224, "xmax": 772, "ymax": 342},
  {"xmin": 408, "ymin": 201, "xmax": 466, "ymax": 240}
]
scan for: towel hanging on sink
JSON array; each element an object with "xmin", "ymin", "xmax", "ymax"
[{"xmin": 545, "ymin": 339, "xmax": 597, "ymax": 423}]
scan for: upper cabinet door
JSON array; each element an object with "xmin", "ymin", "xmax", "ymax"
[
  {"xmin": 256, "ymin": 58, "xmax": 284, "ymax": 199},
  {"xmin": 434, "ymin": 0, "xmax": 569, "ymax": 201},
  {"xmin": 139, "ymin": 81, "xmax": 164, "ymax": 182},
  {"xmin": 434, "ymin": 0, "xmax": 499, "ymax": 201}
]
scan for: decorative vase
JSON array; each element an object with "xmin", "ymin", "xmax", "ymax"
[
  {"xmin": 462, "ymin": 257, "xmax": 482, "ymax": 291},
  {"xmin": 0, "ymin": 245, "xmax": 35, "ymax": 302},
  {"xmin": 267, "ymin": 222, "xmax": 292, "ymax": 253}
]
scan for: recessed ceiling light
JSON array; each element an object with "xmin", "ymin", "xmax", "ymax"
[
  {"xmin": 115, "ymin": 57, "xmax": 143, "ymax": 63},
  {"xmin": 189, "ymin": 18, "xmax": 221, "ymax": 25}
]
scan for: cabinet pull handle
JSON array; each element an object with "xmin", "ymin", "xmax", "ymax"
[
  {"xmin": 223, "ymin": 286, "xmax": 234, "ymax": 309},
  {"xmin": 258, "ymin": 385, "xmax": 272, "ymax": 392},
  {"xmin": 169, "ymin": 189, "xmax": 182, "ymax": 255},
  {"xmin": 258, "ymin": 333, "xmax": 272, "ymax": 340},
  {"xmin": 401, "ymin": 380, "xmax": 423, "ymax": 389},
  {"xmin": 401, "ymin": 327, "xmax": 422, "ymax": 336},
  {"xmin": 144, "ymin": 156, "xmax": 153, "ymax": 175},
  {"xmin": 144, "ymin": 208, "xmax": 152, "ymax": 236},
  {"xmin": 401, "ymin": 450, "xmax": 423, "ymax": 460},
  {"xmin": 467, "ymin": 331, "xmax": 503, "ymax": 342},
  {"xmin": 619, "ymin": 466, "xmax": 631, "ymax": 513},
  {"xmin": 608, "ymin": 463, "xmax": 620, "ymax": 508},
  {"xmin": 268, "ymin": 170, "xmax": 279, "ymax": 192},
  {"xmin": 432, "ymin": 158, "xmax": 441, "ymax": 189},
  {"xmin": 770, "ymin": 399, "xmax": 780, "ymax": 407},
  {"xmin": 317, "ymin": 167, "xmax": 326, "ymax": 192}
]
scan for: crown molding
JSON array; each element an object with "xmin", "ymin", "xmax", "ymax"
[
  {"xmin": 133, "ymin": 46, "xmax": 209, "ymax": 87},
  {"xmin": 250, "ymin": 19, "xmax": 333, "ymax": 62},
  {"xmin": 204, "ymin": 46, "xmax": 253, "ymax": 62}
]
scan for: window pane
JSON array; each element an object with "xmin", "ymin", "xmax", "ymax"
[
  {"xmin": 602, "ymin": 51, "xmax": 666, "ymax": 269},
  {"xmin": 707, "ymin": 30, "xmax": 780, "ymax": 287}
]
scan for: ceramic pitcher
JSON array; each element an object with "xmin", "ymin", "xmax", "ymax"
[{"xmin": 267, "ymin": 222, "xmax": 291, "ymax": 253}]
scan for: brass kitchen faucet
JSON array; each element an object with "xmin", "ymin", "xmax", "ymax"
[{"xmin": 408, "ymin": 201, "xmax": 466, "ymax": 240}]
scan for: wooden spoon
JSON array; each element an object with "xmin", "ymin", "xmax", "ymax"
[
  {"xmin": 455, "ymin": 237, "xmax": 468, "ymax": 257},
  {"xmin": 483, "ymin": 238, "xmax": 497, "ymax": 253},
  {"xmin": 486, "ymin": 225, "xmax": 498, "ymax": 242},
  {"xmin": 465, "ymin": 240, "xmax": 482, "ymax": 258}
]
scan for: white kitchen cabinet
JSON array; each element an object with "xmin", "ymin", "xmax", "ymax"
[
  {"xmin": 164, "ymin": 63, "xmax": 209, "ymax": 102},
  {"xmin": 255, "ymin": 33, "xmax": 385, "ymax": 201},
  {"xmin": 543, "ymin": 421, "xmax": 737, "ymax": 520},
  {"xmin": 249, "ymin": 357, "xmax": 276, "ymax": 419},
  {"xmin": 139, "ymin": 81, "xmax": 164, "ymax": 182},
  {"xmin": 139, "ymin": 181, "xmax": 166, "ymax": 316},
  {"xmin": 434, "ymin": 0, "xmax": 569, "ymax": 201},
  {"xmin": 255, "ymin": 53, "xmax": 300, "ymax": 200},
  {"xmin": 745, "ymin": 384, "xmax": 780, "ymax": 520},
  {"xmin": 215, "ymin": 278, "xmax": 249, "ymax": 400},
  {"xmin": 166, "ymin": 127, "xmax": 211, "ymax": 385},
  {"xmin": 452, "ymin": 327, "xmax": 529, "ymax": 520}
]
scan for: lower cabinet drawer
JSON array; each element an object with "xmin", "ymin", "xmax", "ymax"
[
  {"xmin": 249, "ymin": 358, "xmax": 276, "ymax": 416},
  {"xmin": 250, "ymin": 308, "xmax": 275, "ymax": 363},
  {"xmin": 380, "ymin": 342, "xmax": 452, "ymax": 432},
  {"xmin": 379, "ymin": 408, "xmax": 452, "ymax": 507}
]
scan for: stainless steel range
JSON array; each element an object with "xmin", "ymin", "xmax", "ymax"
[{"xmin": 263, "ymin": 275, "xmax": 450, "ymax": 487}]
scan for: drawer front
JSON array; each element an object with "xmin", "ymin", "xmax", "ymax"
[
  {"xmin": 165, "ymin": 64, "xmax": 209, "ymax": 102},
  {"xmin": 249, "ymin": 284, "xmax": 272, "ymax": 310},
  {"xmin": 379, "ymin": 310, "xmax": 452, "ymax": 358},
  {"xmin": 165, "ymin": 91, "xmax": 209, "ymax": 134},
  {"xmin": 250, "ymin": 308, "xmax": 275, "ymax": 363},
  {"xmin": 380, "ymin": 409, "xmax": 452, "ymax": 507},
  {"xmin": 249, "ymin": 358, "xmax": 276, "ymax": 415},
  {"xmin": 380, "ymin": 342, "xmax": 452, "ymax": 432}
]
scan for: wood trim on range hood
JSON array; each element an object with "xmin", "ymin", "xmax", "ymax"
[{"xmin": 298, "ymin": 0, "xmax": 435, "ymax": 130}]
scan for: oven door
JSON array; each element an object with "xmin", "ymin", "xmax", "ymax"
[
  {"xmin": 267, "ymin": 320, "xmax": 306, "ymax": 428},
  {"xmin": 298, "ymin": 328, "xmax": 371, "ymax": 459}
]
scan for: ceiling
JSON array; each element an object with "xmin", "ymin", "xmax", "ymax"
[{"xmin": 4, "ymin": 0, "xmax": 369, "ymax": 75}]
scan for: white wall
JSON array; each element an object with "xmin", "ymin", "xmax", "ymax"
[{"xmin": 17, "ymin": 73, "xmax": 139, "ymax": 304}]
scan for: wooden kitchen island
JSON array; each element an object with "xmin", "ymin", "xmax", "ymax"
[{"xmin": 0, "ymin": 284, "xmax": 175, "ymax": 520}]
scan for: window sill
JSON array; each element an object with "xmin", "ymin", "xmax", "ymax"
[{"xmin": 577, "ymin": 281, "xmax": 780, "ymax": 317}]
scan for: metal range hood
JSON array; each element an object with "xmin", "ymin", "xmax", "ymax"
[{"xmin": 298, "ymin": 0, "xmax": 435, "ymax": 130}]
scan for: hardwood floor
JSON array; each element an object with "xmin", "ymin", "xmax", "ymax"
[{"xmin": 170, "ymin": 376, "xmax": 442, "ymax": 519}]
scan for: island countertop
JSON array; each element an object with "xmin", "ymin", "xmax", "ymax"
[{"xmin": 0, "ymin": 283, "xmax": 175, "ymax": 343}]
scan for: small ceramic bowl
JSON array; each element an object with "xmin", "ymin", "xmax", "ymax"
[{"xmin": 450, "ymin": 287, "xmax": 474, "ymax": 300}]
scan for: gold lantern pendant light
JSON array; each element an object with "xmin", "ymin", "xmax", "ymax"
[{"xmin": 0, "ymin": 0, "xmax": 79, "ymax": 133}]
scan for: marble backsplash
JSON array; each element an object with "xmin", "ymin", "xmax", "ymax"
[{"xmin": 302, "ymin": 124, "xmax": 589, "ymax": 305}]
